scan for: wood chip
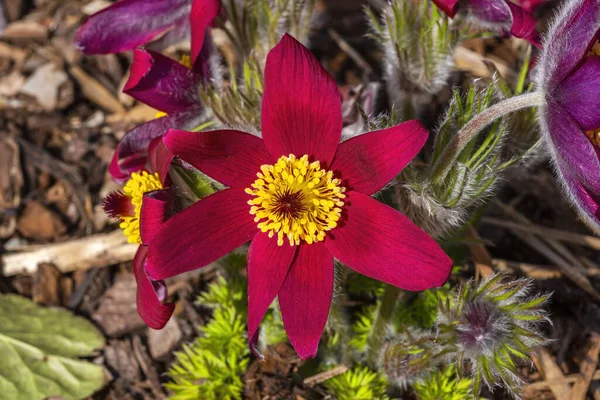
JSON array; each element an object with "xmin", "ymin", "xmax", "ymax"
[
  {"xmin": 20, "ymin": 62, "xmax": 68, "ymax": 110},
  {"xmin": 1, "ymin": 20, "xmax": 47, "ymax": 41},
  {"xmin": 92, "ymin": 272, "xmax": 146, "ymax": 337},
  {"xmin": 17, "ymin": 200, "xmax": 67, "ymax": 241},
  {"xmin": 32, "ymin": 262, "xmax": 61, "ymax": 305},
  {"xmin": 147, "ymin": 318, "xmax": 182, "ymax": 361}
]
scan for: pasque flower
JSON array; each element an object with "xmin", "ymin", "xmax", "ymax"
[
  {"xmin": 108, "ymin": 0, "xmax": 220, "ymax": 181},
  {"xmin": 534, "ymin": 0, "xmax": 600, "ymax": 234},
  {"xmin": 74, "ymin": 0, "xmax": 219, "ymax": 54},
  {"xmin": 146, "ymin": 34, "xmax": 453, "ymax": 359},
  {"xmin": 103, "ymin": 138, "xmax": 176, "ymax": 329},
  {"xmin": 432, "ymin": 0, "xmax": 540, "ymax": 46}
]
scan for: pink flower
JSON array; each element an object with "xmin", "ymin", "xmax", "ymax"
[
  {"xmin": 146, "ymin": 35, "xmax": 452, "ymax": 358},
  {"xmin": 103, "ymin": 138, "xmax": 175, "ymax": 329}
]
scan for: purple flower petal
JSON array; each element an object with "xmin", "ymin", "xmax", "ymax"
[
  {"xmin": 506, "ymin": 1, "xmax": 541, "ymax": 47},
  {"xmin": 74, "ymin": 0, "xmax": 191, "ymax": 55},
  {"xmin": 124, "ymin": 49, "xmax": 201, "ymax": 114},
  {"xmin": 559, "ymin": 164, "xmax": 600, "ymax": 233},
  {"xmin": 118, "ymin": 106, "xmax": 205, "ymax": 161},
  {"xmin": 557, "ymin": 56, "xmax": 600, "ymax": 131},
  {"xmin": 545, "ymin": 103, "xmax": 600, "ymax": 193},
  {"xmin": 536, "ymin": 0, "xmax": 600, "ymax": 88},
  {"xmin": 467, "ymin": 0, "xmax": 511, "ymax": 29}
]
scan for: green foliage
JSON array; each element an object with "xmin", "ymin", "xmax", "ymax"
[
  {"xmin": 395, "ymin": 287, "xmax": 449, "ymax": 330},
  {"xmin": 325, "ymin": 366, "xmax": 389, "ymax": 400},
  {"xmin": 0, "ymin": 294, "xmax": 105, "ymax": 400},
  {"xmin": 166, "ymin": 276, "xmax": 249, "ymax": 400},
  {"xmin": 347, "ymin": 272, "xmax": 385, "ymax": 298},
  {"xmin": 349, "ymin": 304, "xmax": 377, "ymax": 352},
  {"xmin": 413, "ymin": 365, "xmax": 474, "ymax": 400}
]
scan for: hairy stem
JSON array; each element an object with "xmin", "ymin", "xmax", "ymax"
[
  {"xmin": 366, "ymin": 284, "xmax": 401, "ymax": 367},
  {"xmin": 431, "ymin": 91, "xmax": 543, "ymax": 183}
]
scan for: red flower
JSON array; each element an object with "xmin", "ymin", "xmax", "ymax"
[
  {"xmin": 146, "ymin": 35, "xmax": 452, "ymax": 358},
  {"xmin": 103, "ymin": 138, "xmax": 175, "ymax": 329}
]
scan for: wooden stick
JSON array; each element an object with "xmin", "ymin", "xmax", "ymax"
[
  {"xmin": 2, "ymin": 230, "xmax": 137, "ymax": 276},
  {"xmin": 482, "ymin": 217, "xmax": 600, "ymax": 251},
  {"xmin": 303, "ymin": 365, "xmax": 349, "ymax": 386},
  {"xmin": 523, "ymin": 370, "xmax": 600, "ymax": 391}
]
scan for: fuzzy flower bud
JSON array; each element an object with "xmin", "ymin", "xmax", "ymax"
[
  {"xmin": 437, "ymin": 274, "xmax": 550, "ymax": 398},
  {"xmin": 368, "ymin": 0, "xmax": 460, "ymax": 115},
  {"xmin": 378, "ymin": 329, "xmax": 442, "ymax": 388}
]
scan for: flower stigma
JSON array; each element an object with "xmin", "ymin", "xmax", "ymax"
[
  {"xmin": 120, "ymin": 171, "xmax": 162, "ymax": 244},
  {"xmin": 245, "ymin": 154, "xmax": 346, "ymax": 246}
]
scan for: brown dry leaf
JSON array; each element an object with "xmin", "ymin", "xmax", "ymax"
[
  {"xmin": 20, "ymin": 62, "xmax": 69, "ymax": 110},
  {"xmin": 17, "ymin": 200, "xmax": 66, "ymax": 241},
  {"xmin": 92, "ymin": 272, "xmax": 146, "ymax": 337}
]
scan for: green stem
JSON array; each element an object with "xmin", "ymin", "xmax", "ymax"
[
  {"xmin": 174, "ymin": 165, "xmax": 216, "ymax": 200},
  {"xmin": 431, "ymin": 91, "xmax": 543, "ymax": 183},
  {"xmin": 366, "ymin": 284, "xmax": 401, "ymax": 367}
]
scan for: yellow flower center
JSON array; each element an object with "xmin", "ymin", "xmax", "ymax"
[
  {"xmin": 120, "ymin": 171, "xmax": 162, "ymax": 244},
  {"xmin": 245, "ymin": 154, "xmax": 346, "ymax": 246},
  {"xmin": 180, "ymin": 54, "xmax": 193, "ymax": 69}
]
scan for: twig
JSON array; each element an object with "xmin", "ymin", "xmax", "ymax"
[
  {"xmin": 494, "ymin": 200, "xmax": 600, "ymax": 301},
  {"xmin": 2, "ymin": 230, "xmax": 137, "ymax": 276},
  {"xmin": 493, "ymin": 259, "xmax": 600, "ymax": 279},
  {"xmin": 303, "ymin": 365, "xmax": 349, "ymax": 386},
  {"xmin": 523, "ymin": 370, "xmax": 600, "ymax": 391},
  {"xmin": 327, "ymin": 28, "xmax": 374, "ymax": 80},
  {"xmin": 532, "ymin": 349, "xmax": 572, "ymax": 399},
  {"xmin": 571, "ymin": 334, "xmax": 600, "ymax": 400},
  {"xmin": 482, "ymin": 217, "xmax": 600, "ymax": 251}
]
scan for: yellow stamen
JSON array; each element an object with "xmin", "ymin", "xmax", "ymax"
[
  {"xmin": 120, "ymin": 171, "xmax": 163, "ymax": 244},
  {"xmin": 245, "ymin": 154, "xmax": 346, "ymax": 246},
  {"xmin": 155, "ymin": 111, "xmax": 168, "ymax": 119},
  {"xmin": 586, "ymin": 129, "xmax": 600, "ymax": 148},
  {"xmin": 180, "ymin": 54, "xmax": 193, "ymax": 69}
]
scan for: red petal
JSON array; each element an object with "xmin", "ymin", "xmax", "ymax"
[
  {"xmin": 506, "ymin": 1, "xmax": 541, "ymax": 47},
  {"xmin": 278, "ymin": 242, "xmax": 333, "ymax": 359},
  {"xmin": 148, "ymin": 136, "xmax": 173, "ymax": 185},
  {"xmin": 124, "ymin": 49, "xmax": 200, "ymax": 114},
  {"xmin": 109, "ymin": 146, "xmax": 147, "ymax": 183},
  {"xmin": 432, "ymin": 0, "xmax": 459, "ymax": 17},
  {"xmin": 331, "ymin": 120, "xmax": 428, "ymax": 195},
  {"xmin": 146, "ymin": 188, "xmax": 257, "ymax": 280},
  {"xmin": 103, "ymin": 191, "xmax": 134, "ymax": 218},
  {"xmin": 262, "ymin": 34, "xmax": 342, "ymax": 165},
  {"xmin": 164, "ymin": 129, "xmax": 273, "ymax": 188},
  {"xmin": 325, "ymin": 192, "xmax": 452, "ymax": 291},
  {"xmin": 140, "ymin": 189, "xmax": 170, "ymax": 245},
  {"xmin": 134, "ymin": 246, "xmax": 175, "ymax": 330},
  {"xmin": 247, "ymin": 233, "xmax": 296, "ymax": 357},
  {"xmin": 190, "ymin": 0, "xmax": 221, "ymax": 65}
]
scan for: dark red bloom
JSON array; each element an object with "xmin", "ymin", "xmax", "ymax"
[
  {"xmin": 103, "ymin": 139, "xmax": 175, "ymax": 329},
  {"xmin": 146, "ymin": 35, "xmax": 452, "ymax": 358},
  {"xmin": 108, "ymin": 0, "xmax": 220, "ymax": 182}
]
